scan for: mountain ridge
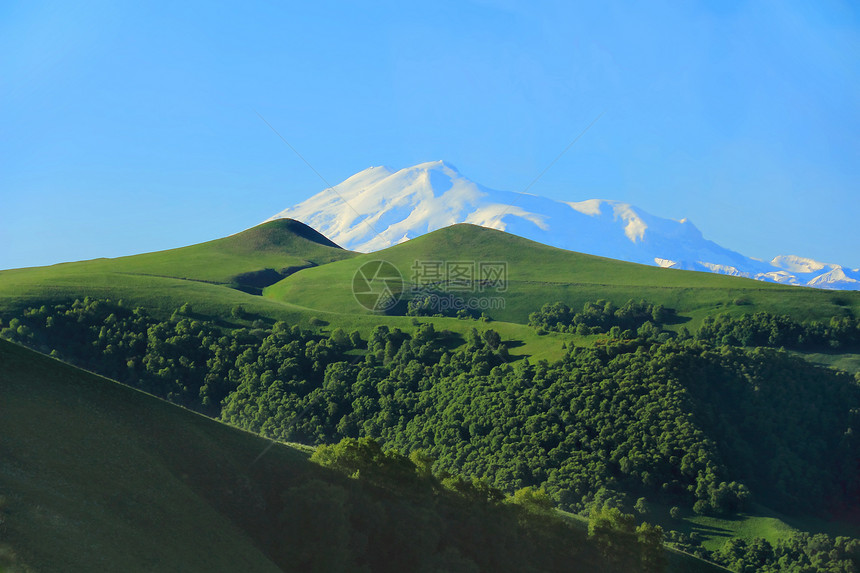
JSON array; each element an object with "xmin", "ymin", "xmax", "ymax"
[{"xmin": 266, "ymin": 161, "xmax": 860, "ymax": 290}]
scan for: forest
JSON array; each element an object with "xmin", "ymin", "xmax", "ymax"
[{"xmin": 2, "ymin": 297, "xmax": 859, "ymax": 571}]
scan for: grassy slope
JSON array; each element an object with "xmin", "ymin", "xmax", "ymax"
[
  {"xmin": 633, "ymin": 501, "xmax": 860, "ymax": 554},
  {"xmin": 0, "ymin": 219, "xmax": 355, "ymax": 319},
  {"xmin": 300, "ymin": 313, "xmax": 583, "ymax": 362},
  {"xmin": 560, "ymin": 512, "xmax": 730, "ymax": 573},
  {"xmin": 94, "ymin": 217, "xmax": 353, "ymax": 283},
  {"xmin": 3, "ymin": 221, "xmax": 857, "ymax": 332},
  {"xmin": 0, "ymin": 337, "xmax": 301, "ymax": 572},
  {"xmin": 790, "ymin": 350, "xmax": 860, "ymax": 375},
  {"xmin": 0, "ymin": 223, "xmax": 587, "ymax": 361},
  {"xmin": 2, "ymin": 218, "xmax": 351, "ymax": 283},
  {"xmin": 265, "ymin": 224, "xmax": 860, "ymax": 326}
]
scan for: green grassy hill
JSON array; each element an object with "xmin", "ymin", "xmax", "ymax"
[
  {"xmin": 0, "ymin": 219, "xmax": 356, "ymax": 319},
  {"xmin": 6, "ymin": 218, "xmax": 350, "ymax": 282},
  {"xmin": 2, "ymin": 219, "xmax": 857, "ymax": 366},
  {"xmin": 264, "ymin": 224, "xmax": 860, "ymax": 325},
  {"xmin": 3, "ymin": 221, "xmax": 856, "ymax": 333}
]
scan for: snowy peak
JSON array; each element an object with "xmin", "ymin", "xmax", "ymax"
[
  {"xmin": 266, "ymin": 161, "xmax": 858, "ymax": 291},
  {"xmin": 770, "ymin": 255, "xmax": 836, "ymax": 274},
  {"xmin": 806, "ymin": 266, "xmax": 860, "ymax": 289},
  {"xmin": 410, "ymin": 159, "xmax": 460, "ymax": 173},
  {"xmin": 266, "ymin": 160, "xmax": 486, "ymax": 253}
]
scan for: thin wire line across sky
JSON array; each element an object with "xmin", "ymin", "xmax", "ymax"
[
  {"xmin": 485, "ymin": 110, "xmax": 605, "ymax": 231},
  {"xmin": 255, "ymin": 111, "xmax": 385, "ymax": 242}
]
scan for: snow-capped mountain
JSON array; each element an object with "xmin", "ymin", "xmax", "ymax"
[{"xmin": 266, "ymin": 160, "xmax": 860, "ymax": 290}]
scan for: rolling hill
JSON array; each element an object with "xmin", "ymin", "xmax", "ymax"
[
  {"xmin": 2, "ymin": 219, "xmax": 856, "ymax": 366},
  {"xmin": 0, "ymin": 218, "xmax": 356, "ymax": 321},
  {"xmin": 4, "ymin": 218, "xmax": 856, "ymax": 335},
  {"xmin": 264, "ymin": 223, "xmax": 860, "ymax": 325}
]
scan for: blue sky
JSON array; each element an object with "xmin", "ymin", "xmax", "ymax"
[{"xmin": 2, "ymin": 0, "xmax": 858, "ymax": 270}]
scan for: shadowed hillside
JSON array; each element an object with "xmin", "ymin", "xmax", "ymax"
[{"xmin": 0, "ymin": 337, "xmax": 288, "ymax": 572}]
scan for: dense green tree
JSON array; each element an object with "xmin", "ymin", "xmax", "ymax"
[{"xmin": 529, "ymin": 299, "xmax": 675, "ymax": 337}]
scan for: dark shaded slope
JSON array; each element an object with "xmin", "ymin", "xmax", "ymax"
[
  {"xmin": 0, "ymin": 338, "xmax": 288, "ymax": 572},
  {"xmin": 240, "ymin": 217, "xmax": 344, "ymax": 251}
]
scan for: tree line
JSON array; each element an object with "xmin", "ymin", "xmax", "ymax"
[
  {"xmin": 529, "ymin": 299, "xmax": 675, "ymax": 339},
  {"xmin": 529, "ymin": 298, "xmax": 860, "ymax": 352}
]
